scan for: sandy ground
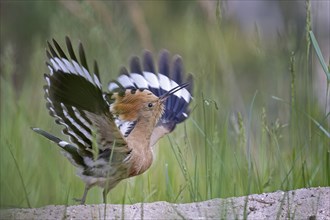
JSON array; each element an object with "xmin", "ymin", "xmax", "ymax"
[{"xmin": 1, "ymin": 187, "xmax": 329, "ymax": 219}]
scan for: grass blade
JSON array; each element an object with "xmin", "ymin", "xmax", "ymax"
[
  {"xmin": 5, "ymin": 140, "xmax": 31, "ymax": 208},
  {"xmin": 309, "ymin": 31, "xmax": 330, "ymax": 81}
]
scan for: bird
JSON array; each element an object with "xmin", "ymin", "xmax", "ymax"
[{"xmin": 32, "ymin": 37, "xmax": 193, "ymax": 204}]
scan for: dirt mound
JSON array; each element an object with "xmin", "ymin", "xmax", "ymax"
[{"xmin": 1, "ymin": 187, "xmax": 329, "ymax": 219}]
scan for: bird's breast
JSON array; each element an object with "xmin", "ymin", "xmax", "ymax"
[{"xmin": 128, "ymin": 144, "xmax": 154, "ymax": 177}]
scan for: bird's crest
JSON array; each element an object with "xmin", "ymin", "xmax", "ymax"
[{"xmin": 110, "ymin": 89, "xmax": 159, "ymax": 121}]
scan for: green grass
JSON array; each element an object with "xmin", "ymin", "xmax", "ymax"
[{"xmin": 1, "ymin": 1, "xmax": 329, "ymax": 208}]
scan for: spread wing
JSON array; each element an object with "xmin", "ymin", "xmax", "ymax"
[
  {"xmin": 43, "ymin": 37, "xmax": 129, "ymax": 162},
  {"xmin": 108, "ymin": 50, "xmax": 193, "ymax": 146}
]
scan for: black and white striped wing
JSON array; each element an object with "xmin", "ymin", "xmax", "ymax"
[
  {"xmin": 108, "ymin": 50, "xmax": 193, "ymax": 144},
  {"xmin": 44, "ymin": 37, "xmax": 127, "ymax": 160}
]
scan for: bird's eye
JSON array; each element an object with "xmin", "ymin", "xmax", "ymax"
[{"xmin": 148, "ymin": 103, "xmax": 153, "ymax": 108}]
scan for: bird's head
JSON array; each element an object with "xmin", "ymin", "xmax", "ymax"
[{"xmin": 109, "ymin": 83, "xmax": 189, "ymax": 127}]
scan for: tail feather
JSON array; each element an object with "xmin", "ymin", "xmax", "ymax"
[
  {"xmin": 32, "ymin": 127, "xmax": 62, "ymax": 144},
  {"xmin": 31, "ymin": 127, "xmax": 86, "ymax": 168}
]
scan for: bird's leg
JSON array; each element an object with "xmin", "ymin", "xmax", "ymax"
[
  {"xmin": 102, "ymin": 188, "xmax": 110, "ymax": 204},
  {"xmin": 73, "ymin": 184, "xmax": 90, "ymax": 205}
]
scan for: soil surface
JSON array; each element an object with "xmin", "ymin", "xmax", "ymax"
[{"xmin": 1, "ymin": 187, "xmax": 329, "ymax": 219}]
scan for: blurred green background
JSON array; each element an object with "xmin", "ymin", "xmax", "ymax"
[{"xmin": 1, "ymin": 1, "xmax": 329, "ymax": 208}]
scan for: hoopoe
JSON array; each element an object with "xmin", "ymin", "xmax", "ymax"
[{"xmin": 32, "ymin": 37, "xmax": 193, "ymax": 204}]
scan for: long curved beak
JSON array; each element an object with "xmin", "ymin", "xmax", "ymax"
[{"xmin": 159, "ymin": 83, "xmax": 189, "ymax": 103}]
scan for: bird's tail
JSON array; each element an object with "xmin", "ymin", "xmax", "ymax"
[
  {"xmin": 31, "ymin": 127, "xmax": 86, "ymax": 168},
  {"xmin": 32, "ymin": 127, "xmax": 64, "ymax": 145}
]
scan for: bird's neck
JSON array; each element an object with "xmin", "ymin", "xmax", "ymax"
[
  {"xmin": 126, "ymin": 118, "xmax": 156, "ymax": 176},
  {"xmin": 127, "ymin": 118, "xmax": 155, "ymax": 143}
]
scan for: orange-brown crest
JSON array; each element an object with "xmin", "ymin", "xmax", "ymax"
[{"xmin": 110, "ymin": 89, "xmax": 164, "ymax": 123}]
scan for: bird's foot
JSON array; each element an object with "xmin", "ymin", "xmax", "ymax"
[{"xmin": 73, "ymin": 197, "xmax": 86, "ymax": 205}]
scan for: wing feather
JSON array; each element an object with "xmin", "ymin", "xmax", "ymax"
[
  {"xmin": 44, "ymin": 37, "xmax": 128, "ymax": 160},
  {"xmin": 108, "ymin": 49, "xmax": 193, "ymax": 145}
]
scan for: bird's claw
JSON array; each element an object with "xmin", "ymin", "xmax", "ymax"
[{"xmin": 73, "ymin": 197, "xmax": 85, "ymax": 205}]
